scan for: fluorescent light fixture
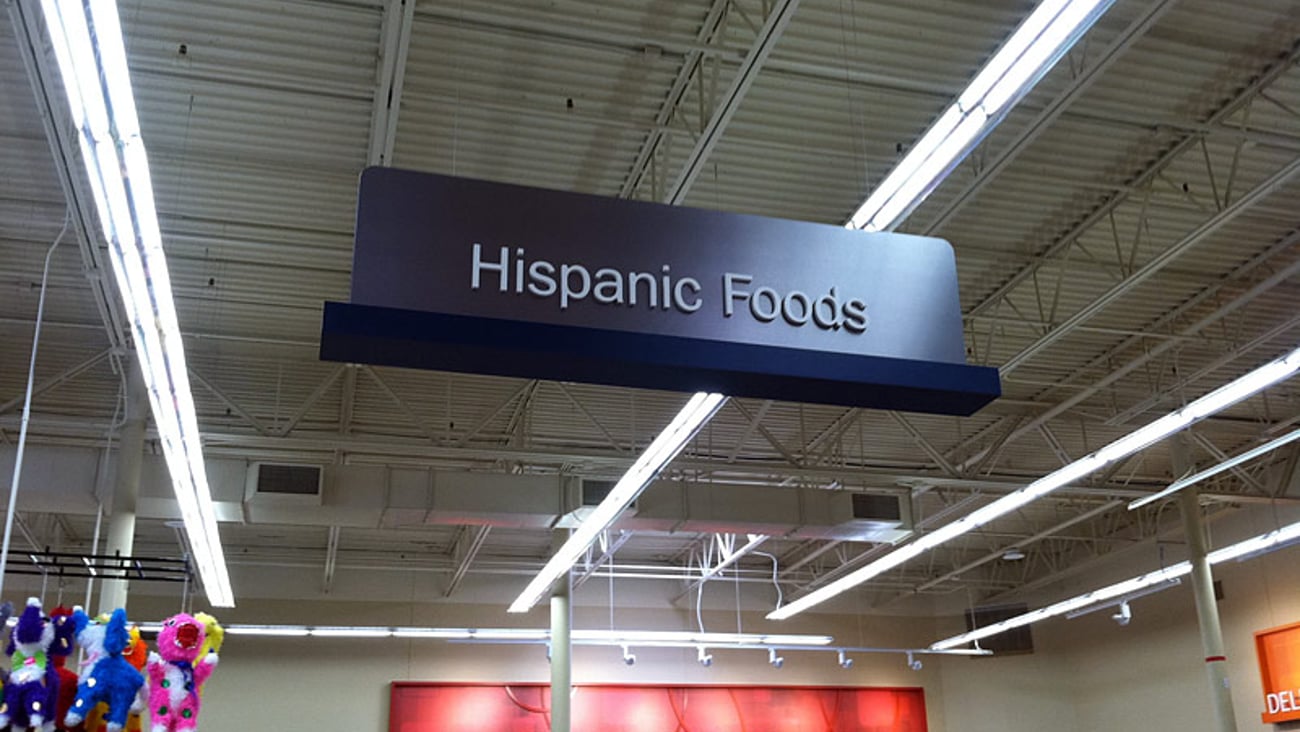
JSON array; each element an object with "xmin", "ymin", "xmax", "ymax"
[
  {"xmin": 225, "ymin": 626, "xmax": 310, "ymax": 637},
  {"xmin": 469, "ymin": 629, "xmax": 552, "ymax": 641},
  {"xmin": 509, "ymin": 393, "xmax": 727, "ymax": 613},
  {"xmin": 573, "ymin": 630, "xmax": 832, "ymax": 647},
  {"xmin": 391, "ymin": 629, "xmax": 475, "ymax": 639},
  {"xmin": 1129, "ymin": 427, "xmax": 1300, "ymax": 510},
  {"xmin": 931, "ymin": 515, "xmax": 1300, "ymax": 650},
  {"xmin": 846, "ymin": 0, "xmax": 1113, "ymax": 232},
  {"xmin": 39, "ymin": 1, "xmax": 233, "ymax": 607},
  {"xmin": 1063, "ymin": 578, "xmax": 1181, "ymax": 620},
  {"xmin": 769, "ymin": 345, "xmax": 1300, "ymax": 621},
  {"xmin": 309, "ymin": 627, "xmax": 393, "ymax": 638}
]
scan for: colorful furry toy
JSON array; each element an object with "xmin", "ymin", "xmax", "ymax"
[
  {"xmin": 146, "ymin": 613, "xmax": 218, "ymax": 732},
  {"xmin": 0, "ymin": 597, "xmax": 59, "ymax": 732},
  {"xmin": 63, "ymin": 609, "xmax": 144, "ymax": 732},
  {"xmin": 48, "ymin": 606, "xmax": 80, "ymax": 732},
  {"xmin": 83, "ymin": 624, "xmax": 147, "ymax": 732},
  {"xmin": 192, "ymin": 614, "xmax": 223, "ymax": 661},
  {"xmin": 0, "ymin": 601, "xmax": 15, "ymax": 682}
]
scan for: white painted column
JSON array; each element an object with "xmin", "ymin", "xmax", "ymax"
[
  {"xmin": 1175, "ymin": 436, "xmax": 1237, "ymax": 732},
  {"xmin": 98, "ymin": 356, "xmax": 146, "ymax": 614},
  {"xmin": 549, "ymin": 570, "xmax": 572, "ymax": 732}
]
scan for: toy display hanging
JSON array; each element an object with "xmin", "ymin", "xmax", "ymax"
[
  {"xmin": 0, "ymin": 597, "xmax": 68, "ymax": 732},
  {"xmin": 147, "ymin": 613, "xmax": 219, "ymax": 732},
  {"xmin": 64, "ymin": 608, "xmax": 145, "ymax": 732}
]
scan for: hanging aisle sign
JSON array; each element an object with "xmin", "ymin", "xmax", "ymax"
[{"xmin": 320, "ymin": 168, "xmax": 1000, "ymax": 415}]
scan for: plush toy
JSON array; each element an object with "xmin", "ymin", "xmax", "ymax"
[
  {"xmin": 0, "ymin": 601, "xmax": 16, "ymax": 688},
  {"xmin": 0, "ymin": 597, "xmax": 59, "ymax": 732},
  {"xmin": 147, "ymin": 613, "xmax": 218, "ymax": 732},
  {"xmin": 64, "ymin": 609, "xmax": 144, "ymax": 732},
  {"xmin": 192, "ymin": 614, "xmax": 222, "ymax": 661},
  {"xmin": 83, "ymin": 624, "xmax": 147, "ymax": 732},
  {"xmin": 48, "ymin": 606, "xmax": 80, "ymax": 732}
]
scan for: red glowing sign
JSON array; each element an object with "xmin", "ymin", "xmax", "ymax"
[{"xmin": 389, "ymin": 683, "xmax": 927, "ymax": 732}]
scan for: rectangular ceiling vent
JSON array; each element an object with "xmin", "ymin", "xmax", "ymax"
[
  {"xmin": 247, "ymin": 463, "xmax": 324, "ymax": 505},
  {"xmin": 556, "ymin": 478, "xmax": 632, "ymax": 529},
  {"xmin": 830, "ymin": 492, "xmax": 913, "ymax": 543},
  {"xmin": 851, "ymin": 493, "xmax": 903, "ymax": 523},
  {"xmin": 581, "ymin": 479, "xmax": 618, "ymax": 506}
]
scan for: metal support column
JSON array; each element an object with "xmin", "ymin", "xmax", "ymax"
[
  {"xmin": 98, "ymin": 356, "xmax": 147, "ymax": 614},
  {"xmin": 549, "ymin": 568, "xmax": 572, "ymax": 732},
  {"xmin": 1175, "ymin": 436, "xmax": 1238, "ymax": 732}
]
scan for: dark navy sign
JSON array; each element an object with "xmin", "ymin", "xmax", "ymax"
[{"xmin": 321, "ymin": 168, "xmax": 999, "ymax": 414}]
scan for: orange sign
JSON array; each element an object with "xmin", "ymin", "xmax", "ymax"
[{"xmin": 1256, "ymin": 621, "xmax": 1300, "ymax": 723}]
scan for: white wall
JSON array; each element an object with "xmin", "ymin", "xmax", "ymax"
[
  {"xmin": 113, "ymin": 597, "xmax": 950, "ymax": 732},
  {"xmin": 933, "ymin": 529, "xmax": 1300, "ymax": 732}
]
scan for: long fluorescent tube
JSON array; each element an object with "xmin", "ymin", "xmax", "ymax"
[
  {"xmin": 1128, "ymin": 427, "xmax": 1300, "ymax": 510},
  {"xmin": 225, "ymin": 626, "xmax": 311, "ymax": 637},
  {"xmin": 39, "ymin": 2, "xmax": 233, "ymax": 606},
  {"xmin": 769, "ymin": 345, "xmax": 1300, "ymax": 621},
  {"xmin": 310, "ymin": 627, "xmax": 393, "ymax": 638},
  {"xmin": 574, "ymin": 630, "xmax": 832, "ymax": 646},
  {"xmin": 846, "ymin": 0, "xmax": 1113, "ymax": 232},
  {"xmin": 509, "ymin": 392, "xmax": 727, "ymax": 613},
  {"xmin": 930, "ymin": 516, "xmax": 1300, "ymax": 650}
]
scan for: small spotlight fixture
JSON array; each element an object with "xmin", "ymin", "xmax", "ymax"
[
  {"xmin": 697, "ymin": 646, "xmax": 713, "ymax": 667},
  {"xmin": 837, "ymin": 650, "xmax": 853, "ymax": 669},
  {"xmin": 1001, "ymin": 548, "xmax": 1026, "ymax": 561},
  {"xmin": 1112, "ymin": 601, "xmax": 1132, "ymax": 627},
  {"xmin": 621, "ymin": 645, "xmax": 636, "ymax": 666},
  {"xmin": 907, "ymin": 652, "xmax": 923, "ymax": 671},
  {"xmin": 769, "ymin": 648, "xmax": 784, "ymax": 669}
]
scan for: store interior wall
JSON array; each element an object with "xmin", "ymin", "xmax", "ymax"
[{"xmin": 5, "ymin": 532, "xmax": 1299, "ymax": 732}]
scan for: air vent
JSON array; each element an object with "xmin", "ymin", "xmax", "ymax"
[
  {"xmin": 582, "ymin": 479, "xmax": 617, "ymax": 506},
  {"xmin": 248, "ymin": 463, "xmax": 323, "ymax": 504},
  {"xmin": 555, "ymin": 478, "xmax": 634, "ymax": 529},
  {"xmin": 851, "ymin": 493, "xmax": 902, "ymax": 522}
]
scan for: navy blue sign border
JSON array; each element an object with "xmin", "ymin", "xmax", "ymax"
[{"xmin": 320, "ymin": 301, "xmax": 1001, "ymax": 415}]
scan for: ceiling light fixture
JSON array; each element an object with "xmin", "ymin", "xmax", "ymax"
[
  {"xmin": 930, "ymin": 516, "xmax": 1300, "ymax": 650},
  {"xmin": 509, "ymin": 392, "xmax": 727, "ymax": 613},
  {"xmin": 1128, "ymin": 427, "xmax": 1300, "ymax": 510},
  {"xmin": 37, "ymin": 0, "xmax": 233, "ymax": 607},
  {"xmin": 769, "ymin": 345, "xmax": 1300, "ymax": 621},
  {"xmin": 846, "ymin": 0, "xmax": 1115, "ymax": 232}
]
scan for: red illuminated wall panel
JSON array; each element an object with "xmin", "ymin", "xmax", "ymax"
[{"xmin": 390, "ymin": 683, "xmax": 927, "ymax": 732}]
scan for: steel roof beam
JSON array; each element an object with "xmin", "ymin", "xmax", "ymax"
[
  {"xmin": 445, "ymin": 525, "xmax": 491, "ymax": 597},
  {"xmin": 951, "ymin": 232, "xmax": 1300, "ymax": 470},
  {"xmin": 966, "ymin": 41, "xmax": 1300, "ymax": 321},
  {"xmin": 367, "ymin": 0, "xmax": 416, "ymax": 167},
  {"xmin": 918, "ymin": 0, "xmax": 1178, "ymax": 236},
  {"xmin": 9, "ymin": 0, "xmax": 126, "ymax": 351},
  {"xmin": 618, "ymin": 0, "xmax": 730, "ymax": 199},
  {"xmin": 664, "ymin": 0, "xmax": 802, "ymax": 204},
  {"xmin": 999, "ymin": 154, "xmax": 1300, "ymax": 375}
]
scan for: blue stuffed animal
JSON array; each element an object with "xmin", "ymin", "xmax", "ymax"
[{"xmin": 63, "ymin": 608, "xmax": 145, "ymax": 732}]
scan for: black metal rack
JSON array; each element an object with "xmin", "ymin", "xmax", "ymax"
[{"xmin": 5, "ymin": 549, "xmax": 193, "ymax": 583}]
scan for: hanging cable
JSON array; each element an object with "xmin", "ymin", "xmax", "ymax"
[
  {"xmin": 0, "ymin": 214, "xmax": 71, "ymax": 601},
  {"xmin": 696, "ymin": 578, "xmax": 706, "ymax": 633},
  {"xmin": 753, "ymin": 551, "xmax": 783, "ymax": 611}
]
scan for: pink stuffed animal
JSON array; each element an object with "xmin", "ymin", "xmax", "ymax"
[{"xmin": 145, "ymin": 613, "xmax": 217, "ymax": 732}]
